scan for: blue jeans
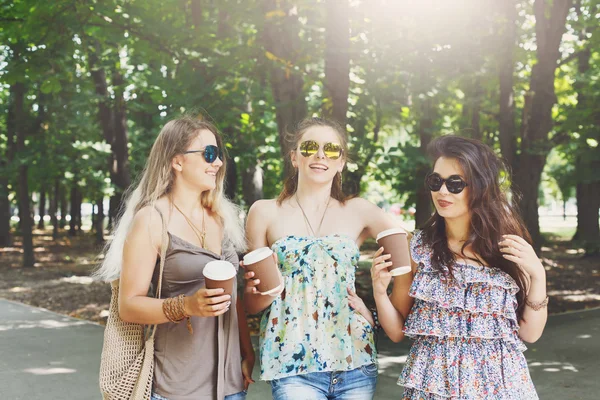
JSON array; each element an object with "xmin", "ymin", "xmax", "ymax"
[
  {"xmin": 151, "ymin": 390, "xmax": 247, "ymax": 400},
  {"xmin": 270, "ymin": 364, "xmax": 378, "ymax": 400}
]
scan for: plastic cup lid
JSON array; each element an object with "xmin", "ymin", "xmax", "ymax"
[
  {"xmin": 376, "ymin": 228, "xmax": 407, "ymax": 242},
  {"xmin": 243, "ymin": 247, "xmax": 274, "ymax": 265},
  {"xmin": 203, "ymin": 260, "xmax": 236, "ymax": 280}
]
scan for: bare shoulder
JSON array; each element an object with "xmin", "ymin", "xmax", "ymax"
[
  {"xmin": 131, "ymin": 205, "xmax": 165, "ymax": 245},
  {"xmin": 344, "ymin": 197, "xmax": 379, "ymax": 213},
  {"xmin": 248, "ymin": 198, "xmax": 279, "ymax": 220}
]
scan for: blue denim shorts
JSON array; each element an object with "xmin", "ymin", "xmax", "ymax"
[
  {"xmin": 151, "ymin": 390, "xmax": 247, "ymax": 400},
  {"xmin": 270, "ymin": 364, "xmax": 378, "ymax": 400}
]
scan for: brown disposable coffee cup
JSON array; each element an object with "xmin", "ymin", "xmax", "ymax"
[
  {"xmin": 376, "ymin": 228, "xmax": 411, "ymax": 276},
  {"xmin": 203, "ymin": 260, "xmax": 237, "ymax": 297},
  {"xmin": 243, "ymin": 247, "xmax": 282, "ymax": 295}
]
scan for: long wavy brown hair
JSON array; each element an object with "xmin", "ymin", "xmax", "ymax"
[
  {"xmin": 277, "ymin": 117, "xmax": 350, "ymax": 205},
  {"xmin": 421, "ymin": 135, "xmax": 531, "ymax": 320}
]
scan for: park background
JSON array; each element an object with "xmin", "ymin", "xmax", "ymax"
[{"xmin": 0, "ymin": 0, "xmax": 599, "ymax": 398}]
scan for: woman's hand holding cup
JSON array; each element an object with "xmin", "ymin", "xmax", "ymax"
[
  {"xmin": 371, "ymin": 247, "xmax": 393, "ymax": 297},
  {"xmin": 241, "ymin": 262, "xmax": 261, "ymax": 295},
  {"xmin": 184, "ymin": 288, "xmax": 231, "ymax": 317},
  {"xmin": 242, "ymin": 249, "xmax": 283, "ymax": 296}
]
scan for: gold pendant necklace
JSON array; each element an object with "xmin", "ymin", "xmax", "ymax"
[{"xmin": 173, "ymin": 202, "xmax": 206, "ymax": 248}]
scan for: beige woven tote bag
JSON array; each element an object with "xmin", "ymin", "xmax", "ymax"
[{"xmin": 99, "ymin": 216, "xmax": 169, "ymax": 400}]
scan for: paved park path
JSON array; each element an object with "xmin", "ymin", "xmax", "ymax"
[{"xmin": 1, "ymin": 298, "xmax": 598, "ymax": 399}]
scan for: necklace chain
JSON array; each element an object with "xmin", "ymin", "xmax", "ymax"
[
  {"xmin": 172, "ymin": 202, "xmax": 206, "ymax": 248},
  {"xmin": 295, "ymin": 193, "xmax": 330, "ymax": 237}
]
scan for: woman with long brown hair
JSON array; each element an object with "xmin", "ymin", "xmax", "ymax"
[
  {"xmin": 372, "ymin": 135, "xmax": 547, "ymax": 399},
  {"xmin": 96, "ymin": 117, "xmax": 254, "ymax": 400},
  {"xmin": 243, "ymin": 117, "xmax": 413, "ymax": 400}
]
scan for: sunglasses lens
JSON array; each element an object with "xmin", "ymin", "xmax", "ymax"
[
  {"xmin": 300, "ymin": 140, "xmax": 319, "ymax": 157},
  {"xmin": 446, "ymin": 177, "xmax": 466, "ymax": 194},
  {"xmin": 204, "ymin": 145, "xmax": 218, "ymax": 163},
  {"xmin": 426, "ymin": 174, "xmax": 443, "ymax": 191},
  {"xmin": 323, "ymin": 143, "xmax": 342, "ymax": 160}
]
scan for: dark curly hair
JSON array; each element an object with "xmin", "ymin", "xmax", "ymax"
[{"xmin": 421, "ymin": 135, "xmax": 531, "ymax": 320}]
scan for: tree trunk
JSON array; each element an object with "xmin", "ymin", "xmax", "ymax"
[
  {"xmin": 242, "ymin": 163, "xmax": 264, "ymax": 208},
  {"xmin": 76, "ymin": 189, "xmax": 83, "ymax": 232},
  {"xmin": 1, "ymin": 81, "xmax": 16, "ymax": 247},
  {"xmin": 263, "ymin": 0, "xmax": 307, "ymax": 175},
  {"xmin": 470, "ymin": 78, "xmax": 482, "ymax": 142},
  {"xmin": 37, "ymin": 187, "xmax": 46, "ymax": 230},
  {"xmin": 89, "ymin": 47, "xmax": 131, "ymax": 227},
  {"xmin": 0, "ymin": 173, "xmax": 9, "ymax": 246},
  {"xmin": 190, "ymin": 0, "xmax": 202, "ymax": 28},
  {"xmin": 570, "ymin": 13, "xmax": 600, "ymax": 250},
  {"xmin": 96, "ymin": 197, "xmax": 105, "ymax": 243},
  {"xmin": 109, "ymin": 193, "xmax": 125, "ymax": 229},
  {"xmin": 323, "ymin": 0, "xmax": 350, "ymax": 127},
  {"xmin": 69, "ymin": 182, "xmax": 79, "ymax": 236},
  {"xmin": 50, "ymin": 178, "xmax": 59, "ymax": 240},
  {"xmin": 225, "ymin": 156, "xmax": 238, "ymax": 201},
  {"xmin": 13, "ymin": 80, "xmax": 35, "ymax": 267},
  {"xmin": 342, "ymin": 103, "xmax": 382, "ymax": 197},
  {"xmin": 512, "ymin": 0, "xmax": 572, "ymax": 250},
  {"xmin": 414, "ymin": 101, "xmax": 435, "ymax": 229},
  {"xmin": 110, "ymin": 69, "xmax": 132, "ymax": 223},
  {"xmin": 497, "ymin": 0, "xmax": 518, "ymax": 170},
  {"xmin": 0, "ymin": 103, "xmax": 12, "ymax": 246},
  {"xmin": 574, "ymin": 178, "xmax": 600, "ymax": 252},
  {"xmin": 59, "ymin": 187, "xmax": 67, "ymax": 229},
  {"xmin": 91, "ymin": 201, "xmax": 96, "ymax": 231}
]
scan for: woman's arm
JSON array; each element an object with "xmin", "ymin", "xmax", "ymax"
[
  {"xmin": 357, "ymin": 198, "xmax": 414, "ymax": 320},
  {"xmin": 119, "ymin": 207, "xmax": 231, "ymax": 324},
  {"xmin": 389, "ymin": 256, "xmax": 416, "ymax": 322},
  {"xmin": 500, "ymin": 234, "xmax": 548, "ymax": 343},
  {"xmin": 371, "ymin": 247, "xmax": 407, "ymax": 342},
  {"xmin": 236, "ymin": 297, "xmax": 255, "ymax": 390},
  {"xmin": 243, "ymin": 200, "xmax": 280, "ymax": 315}
]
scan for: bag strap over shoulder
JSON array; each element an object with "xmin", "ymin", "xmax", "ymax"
[
  {"xmin": 145, "ymin": 205, "xmax": 169, "ymax": 339},
  {"xmin": 153, "ymin": 205, "xmax": 168, "ymax": 300}
]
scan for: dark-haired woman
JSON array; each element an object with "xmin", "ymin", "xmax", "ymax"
[
  {"xmin": 243, "ymin": 117, "xmax": 413, "ymax": 400},
  {"xmin": 372, "ymin": 135, "xmax": 546, "ymax": 399}
]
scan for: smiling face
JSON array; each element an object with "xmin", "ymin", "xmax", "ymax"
[
  {"xmin": 290, "ymin": 126, "xmax": 345, "ymax": 186},
  {"xmin": 431, "ymin": 156, "xmax": 470, "ymax": 221},
  {"xmin": 173, "ymin": 129, "xmax": 223, "ymax": 192}
]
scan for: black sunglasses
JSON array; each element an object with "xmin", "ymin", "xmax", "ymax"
[
  {"xmin": 299, "ymin": 140, "xmax": 343, "ymax": 160},
  {"xmin": 183, "ymin": 145, "xmax": 223, "ymax": 163},
  {"xmin": 425, "ymin": 173, "xmax": 468, "ymax": 194}
]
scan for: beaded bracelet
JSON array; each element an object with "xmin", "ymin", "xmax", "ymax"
[
  {"xmin": 162, "ymin": 294, "xmax": 193, "ymax": 334},
  {"xmin": 525, "ymin": 296, "xmax": 549, "ymax": 311},
  {"xmin": 369, "ymin": 307, "xmax": 381, "ymax": 330}
]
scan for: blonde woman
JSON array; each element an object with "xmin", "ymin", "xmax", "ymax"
[
  {"xmin": 96, "ymin": 117, "xmax": 254, "ymax": 400},
  {"xmin": 243, "ymin": 117, "xmax": 413, "ymax": 400}
]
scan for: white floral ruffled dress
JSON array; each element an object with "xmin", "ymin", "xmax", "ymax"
[{"xmin": 398, "ymin": 231, "xmax": 538, "ymax": 399}]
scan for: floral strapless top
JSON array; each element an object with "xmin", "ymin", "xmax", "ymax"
[{"xmin": 259, "ymin": 234, "xmax": 376, "ymax": 380}]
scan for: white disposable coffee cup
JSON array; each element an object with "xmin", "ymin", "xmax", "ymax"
[{"xmin": 203, "ymin": 260, "xmax": 237, "ymax": 297}]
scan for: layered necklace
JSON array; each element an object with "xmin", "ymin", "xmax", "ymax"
[
  {"xmin": 295, "ymin": 193, "xmax": 331, "ymax": 237},
  {"xmin": 172, "ymin": 202, "xmax": 206, "ymax": 249}
]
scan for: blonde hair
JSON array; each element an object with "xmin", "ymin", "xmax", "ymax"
[{"xmin": 95, "ymin": 117, "xmax": 246, "ymax": 282}]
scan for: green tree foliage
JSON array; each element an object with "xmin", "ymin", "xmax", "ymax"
[{"xmin": 1, "ymin": 0, "xmax": 598, "ymax": 262}]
